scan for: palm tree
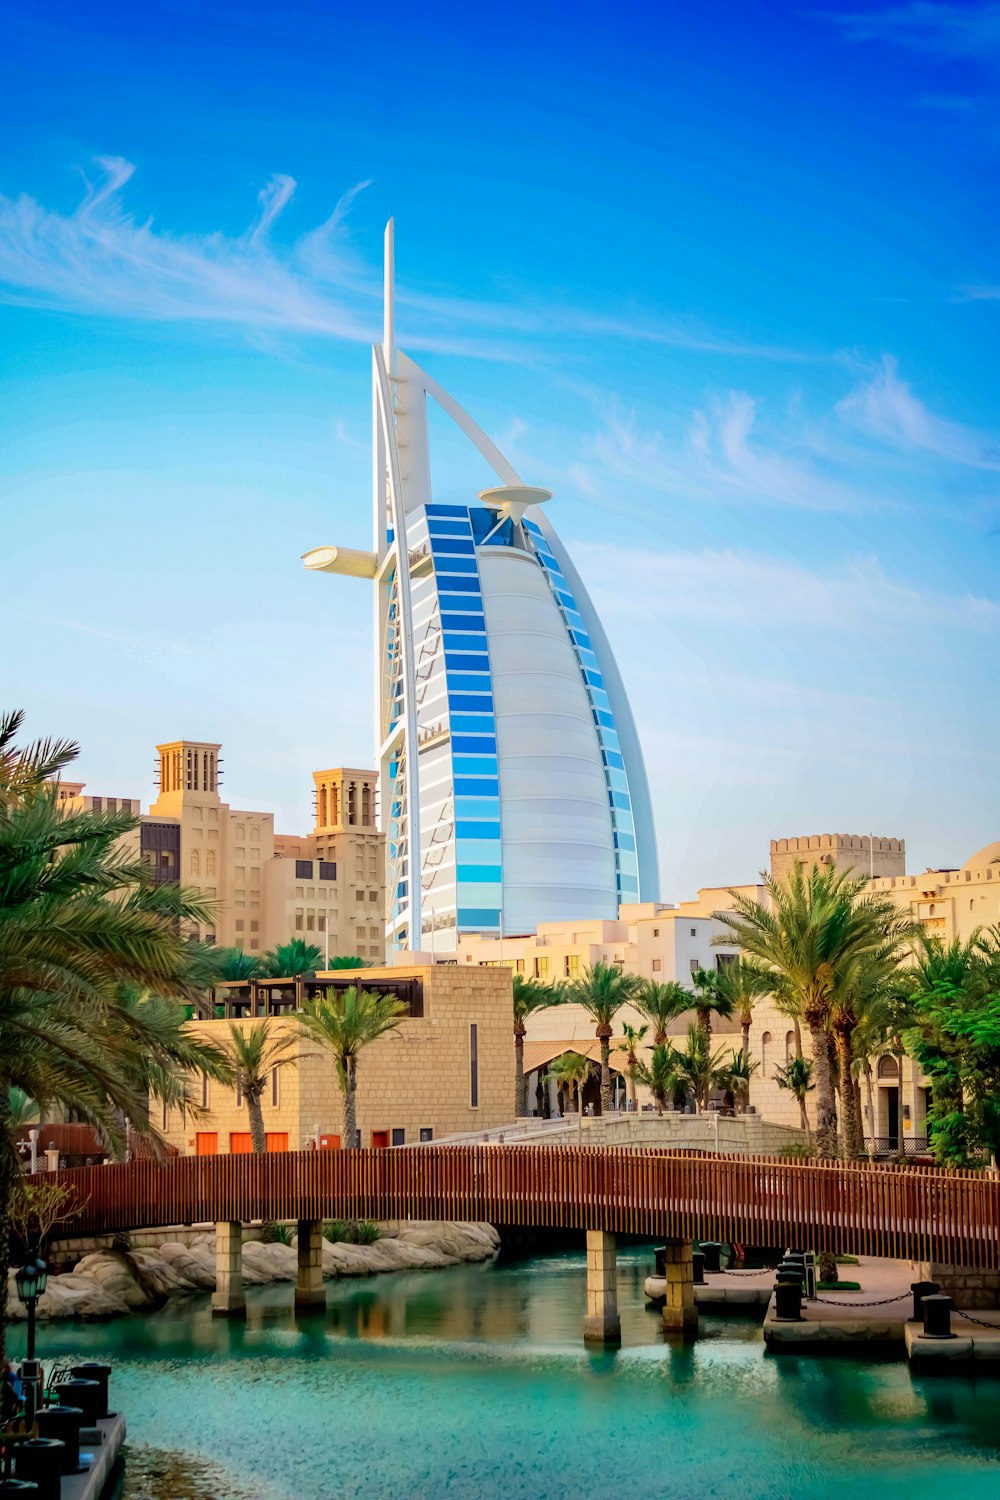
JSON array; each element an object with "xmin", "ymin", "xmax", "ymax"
[
  {"xmin": 0, "ymin": 710, "xmax": 233, "ymax": 1352},
  {"xmin": 328, "ymin": 955, "xmax": 367, "ymax": 969},
  {"xmin": 716, "ymin": 863, "xmax": 914, "ymax": 1159},
  {"xmin": 721, "ymin": 1049, "xmax": 759, "ymax": 1114},
  {"xmin": 512, "ymin": 975, "xmax": 563, "ymax": 1117},
  {"xmin": 296, "ymin": 986, "xmax": 406, "ymax": 1148},
  {"xmin": 829, "ymin": 946, "xmax": 909, "ymax": 1159},
  {"xmin": 213, "ymin": 947, "xmax": 265, "ymax": 982},
  {"xmin": 565, "ymin": 963, "xmax": 639, "ymax": 1114},
  {"xmin": 6, "ymin": 1088, "xmax": 36, "ymax": 1129},
  {"xmin": 671, "ymin": 1024, "xmax": 732, "ymax": 1112},
  {"xmin": 712, "ymin": 959, "xmax": 772, "ymax": 1055},
  {"xmin": 690, "ymin": 967, "xmax": 735, "ymax": 1039},
  {"xmin": 620, "ymin": 1021, "xmax": 649, "ymax": 1112},
  {"xmin": 263, "ymin": 939, "xmax": 323, "ymax": 977},
  {"xmin": 634, "ymin": 979, "xmax": 691, "ymax": 1045},
  {"xmin": 222, "ymin": 1021, "xmax": 303, "ymax": 1154},
  {"xmin": 545, "ymin": 1052, "xmax": 593, "ymax": 1142},
  {"xmin": 774, "ymin": 1055, "xmax": 815, "ymax": 1146},
  {"xmin": 637, "ymin": 1042, "xmax": 682, "ymax": 1115}
]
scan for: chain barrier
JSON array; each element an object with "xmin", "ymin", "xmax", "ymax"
[
  {"xmin": 811, "ymin": 1291, "xmax": 910, "ymax": 1308},
  {"xmin": 953, "ymin": 1308, "xmax": 1000, "ymax": 1329},
  {"xmin": 723, "ymin": 1267, "xmax": 777, "ymax": 1276}
]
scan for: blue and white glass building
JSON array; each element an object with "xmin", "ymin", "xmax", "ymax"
[{"xmin": 304, "ymin": 222, "xmax": 658, "ymax": 952}]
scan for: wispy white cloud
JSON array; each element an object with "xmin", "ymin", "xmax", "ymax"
[
  {"xmin": 0, "ymin": 157, "xmax": 823, "ymax": 365},
  {"xmin": 826, "ymin": 2, "xmax": 1000, "ymax": 57},
  {"xmin": 574, "ymin": 541, "xmax": 1000, "ymax": 634},
  {"xmin": 571, "ymin": 392, "xmax": 883, "ymax": 513},
  {"xmin": 836, "ymin": 356, "xmax": 1000, "ymax": 467}
]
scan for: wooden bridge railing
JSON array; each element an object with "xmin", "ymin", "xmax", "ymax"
[{"xmin": 38, "ymin": 1147, "xmax": 1000, "ymax": 1267}]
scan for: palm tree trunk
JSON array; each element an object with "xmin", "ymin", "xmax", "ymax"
[
  {"xmin": 343, "ymin": 1057, "xmax": 358, "ymax": 1149},
  {"xmin": 798, "ymin": 1093, "xmax": 813, "ymax": 1147},
  {"xmin": 576, "ymin": 1082, "xmax": 583, "ymax": 1146},
  {"xmin": 598, "ymin": 1037, "xmax": 612, "ymax": 1115},
  {"xmin": 741, "ymin": 1013, "xmax": 751, "ymax": 1055},
  {"xmin": 806, "ymin": 1016, "xmax": 838, "ymax": 1158},
  {"xmin": 864, "ymin": 1063, "xmax": 877, "ymax": 1164},
  {"xmin": 247, "ymin": 1095, "xmax": 267, "ymax": 1156},
  {"xmin": 697, "ymin": 1007, "xmax": 711, "ymax": 1039},
  {"xmin": 514, "ymin": 1031, "xmax": 525, "ymax": 1117},
  {"xmin": 833, "ymin": 1026, "xmax": 864, "ymax": 1158},
  {"xmin": 793, "ymin": 1018, "xmax": 803, "ymax": 1058},
  {"xmin": 627, "ymin": 1068, "xmax": 638, "ymax": 1113}
]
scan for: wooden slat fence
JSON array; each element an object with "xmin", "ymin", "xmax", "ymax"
[{"xmin": 34, "ymin": 1147, "xmax": 1000, "ymax": 1267}]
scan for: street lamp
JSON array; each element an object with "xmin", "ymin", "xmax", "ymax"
[{"xmin": 14, "ymin": 1256, "xmax": 48, "ymax": 1423}]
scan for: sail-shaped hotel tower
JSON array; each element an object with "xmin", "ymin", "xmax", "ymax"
[{"xmin": 304, "ymin": 223, "xmax": 658, "ymax": 952}]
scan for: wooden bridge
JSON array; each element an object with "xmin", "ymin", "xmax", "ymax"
[{"xmin": 44, "ymin": 1145, "xmax": 999, "ymax": 1265}]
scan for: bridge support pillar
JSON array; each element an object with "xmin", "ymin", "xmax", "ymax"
[
  {"xmin": 583, "ymin": 1229, "xmax": 621, "ymax": 1344},
  {"xmin": 662, "ymin": 1239, "xmax": 698, "ymax": 1337},
  {"xmin": 212, "ymin": 1220, "xmax": 246, "ymax": 1317},
  {"xmin": 295, "ymin": 1219, "xmax": 326, "ymax": 1309}
]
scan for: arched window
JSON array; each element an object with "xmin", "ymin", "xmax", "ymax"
[
  {"xmin": 785, "ymin": 1031, "xmax": 795, "ymax": 1063},
  {"xmin": 206, "ymin": 850, "xmax": 216, "ymax": 876},
  {"xmin": 761, "ymin": 1031, "xmax": 772, "ymax": 1075},
  {"xmin": 190, "ymin": 849, "xmax": 200, "ymax": 877},
  {"xmin": 877, "ymin": 1055, "xmax": 899, "ymax": 1080}
]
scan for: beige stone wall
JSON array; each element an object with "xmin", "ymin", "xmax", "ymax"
[
  {"xmin": 164, "ymin": 963, "xmax": 514, "ymax": 1154},
  {"xmin": 770, "ymin": 833, "xmax": 905, "ymax": 883}
]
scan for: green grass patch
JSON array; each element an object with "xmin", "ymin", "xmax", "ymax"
[
  {"xmin": 817, "ymin": 1280, "xmax": 861, "ymax": 1291},
  {"xmin": 835, "ymin": 1254, "xmax": 860, "ymax": 1265}
]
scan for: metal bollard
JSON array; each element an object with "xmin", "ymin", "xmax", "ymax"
[
  {"xmin": 35, "ymin": 1405, "xmax": 85, "ymax": 1473},
  {"xmin": 70, "ymin": 1362, "xmax": 112, "ymax": 1418},
  {"xmin": 803, "ymin": 1252, "xmax": 817, "ymax": 1300},
  {"xmin": 921, "ymin": 1294, "xmax": 956, "ymax": 1339},
  {"xmin": 14, "ymin": 1439, "xmax": 65, "ymax": 1500},
  {"xmin": 700, "ymin": 1241, "xmax": 723, "ymax": 1274},
  {"xmin": 773, "ymin": 1279, "xmax": 802, "ymax": 1321},
  {"xmin": 692, "ymin": 1250, "xmax": 705, "ymax": 1285},
  {"xmin": 777, "ymin": 1263, "xmax": 805, "ymax": 1287},
  {"xmin": 911, "ymin": 1280, "xmax": 941, "ymax": 1321},
  {"xmin": 53, "ymin": 1378, "xmax": 101, "ymax": 1426}
]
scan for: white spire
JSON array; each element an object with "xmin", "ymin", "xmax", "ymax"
[{"xmin": 383, "ymin": 217, "xmax": 395, "ymax": 376}]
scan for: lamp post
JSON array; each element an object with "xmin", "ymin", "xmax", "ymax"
[{"xmin": 14, "ymin": 1256, "xmax": 48, "ymax": 1424}]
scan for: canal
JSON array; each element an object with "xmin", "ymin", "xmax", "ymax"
[{"xmin": 29, "ymin": 1248, "xmax": 1000, "ymax": 1499}]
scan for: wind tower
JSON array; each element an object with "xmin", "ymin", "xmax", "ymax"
[{"xmin": 304, "ymin": 221, "xmax": 658, "ymax": 953}]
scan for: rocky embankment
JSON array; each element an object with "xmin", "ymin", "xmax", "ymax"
[{"xmin": 6, "ymin": 1221, "xmax": 500, "ymax": 1322}]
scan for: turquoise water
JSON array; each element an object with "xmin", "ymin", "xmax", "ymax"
[{"xmin": 26, "ymin": 1249, "xmax": 1000, "ymax": 1499}]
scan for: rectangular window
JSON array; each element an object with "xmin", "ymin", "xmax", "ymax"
[
  {"xmin": 690, "ymin": 959, "xmax": 700, "ymax": 976},
  {"xmin": 295, "ymin": 859, "xmax": 313, "ymax": 878},
  {"xmin": 307, "ymin": 913, "xmax": 315, "ymax": 930},
  {"xmin": 419, "ymin": 1127, "xmax": 433, "ymax": 1142},
  {"xmin": 271, "ymin": 1068, "xmax": 279, "ymax": 1108},
  {"xmin": 652, "ymin": 958, "xmax": 662, "ymax": 972},
  {"xmin": 250, "ymin": 920, "xmax": 259, "ymax": 933},
  {"xmin": 318, "ymin": 914, "xmax": 326, "ymax": 932},
  {"xmin": 470, "ymin": 1023, "xmax": 479, "ymax": 1109},
  {"xmin": 690, "ymin": 927, "xmax": 697, "ymax": 937},
  {"xmin": 391, "ymin": 1128, "xmax": 406, "ymax": 1146},
  {"xmin": 295, "ymin": 912, "xmax": 304, "ymax": 931},
  {"xmin": 201, "ymin": 1072, "xmax": 208, "ymax": 1108},
  {"xmin": 318, "ymin": 860, "xmax": 336, "ymax": 881},
  {"xmin": 235, "ymin": 919, "xmax": 244, "ymax": 931},
  {"xmin": 92, "ymin": 796, "xmax": 102, "ymax": 812},
  {"xmin": 538, "ymin": 957, "xmax": 551, "ymax": 979}
]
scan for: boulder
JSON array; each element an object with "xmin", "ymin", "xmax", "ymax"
[
  {"xmin": 7, "ymin": 1268, "xmax": 131, "ymax": 1322},
  {"xmin": 72, "ymin": 1251, "xmax": 155, "ymax": 1308},
  {"xmin": 242, "ymin": 1241, "xmax": 297, "ymax": 1282},
  {"xmin": 157, "ymin": 1242, "xmax": 217, "ymax": 1290}
]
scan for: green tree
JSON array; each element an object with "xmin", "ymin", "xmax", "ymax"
[
  {"xmin": 671, "ymin": 1024, "xmax": 731, "ymax": 1112},
  {"xmin": 716, "ymin": 863, "xmax": 913, "ymax": 1159},
  {"xmin": 213, "ymin": 947, "xmax": 265, "ymax": 982},
  {"xmin": 774, "ymin": 1054, "xmax": 815, "ymax": 1146},
  {"xmin": 0, "ymin": 709, "xmax": 233, "ymax": 1353},
  {"xmin": 902, "ymin": 932, "xmax": 1000, "ymax": 1168},
  {"xmin": 829, "ymin": 947, "xmax": 910, "ymax": 1159},
  {"xmin": 565, "ymin": 962, "xmax": 639, "ymax": 1114},
  {"xmin": 545, "ymin": 1051, "xmax": 593, "ymax": 1142},
  {"xmin": 620, "ymin": 1021, "xmax": 650, "ymax": 1112},
  {"xmin": 721, "ymin": 1048, "xmax": 759, "ymax": 1114},
  {"xmin": 223, "ymin": 1020, "xmax": 303, "ymax": 1154},
  {"xmin": 263, "ymin": 939, "xmax": 323, "ymax": 977},
  {"xmin": 328, "ymin": 955, "xmax": 367, "ymax": 969},
  {"xmin": 296, "ymin": 986, "xmax": 407, "ymax": 1149},
  {"xmin": 690, "ymin": 968, "xmax": 735, "ymax": 1040},
  {"xmin": 711, "ymin": 959, "xmax": 772, "ymax": 1055},
  {"xmin": 637, "ymin": 1042, "xmax": 683, "ymax": 1115},
  {"xmin": 512, "ymin": 975, "xmax": 563, "ymax": 1118},
  {"xmin": 634, "ymin": 979, "xmax": 692, "ymax": 1045}
]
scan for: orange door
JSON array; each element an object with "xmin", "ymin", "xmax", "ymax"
[
  {"xmin": 319, "ymin": 1134, "xmax": 341, "ymax": 1151},
  {"xmin": 265, "ymin": 1132, "xmax": 289, "ymax": 1153},
  {"xmin": 196, "ymin": 1132, "xmax": 218, "ymax": 1156},
  {"xmin": 371, "ymin": 1130, "xmax": 389, "ymax": 1149},
  {"xmin": 229, "ymin": 1132, "xmax": 253, "ymax": 1154}
]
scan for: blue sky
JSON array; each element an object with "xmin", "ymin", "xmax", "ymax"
[{"xmin": 1, "ymin": 0, "xmax": 998, "ymax": 896}]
